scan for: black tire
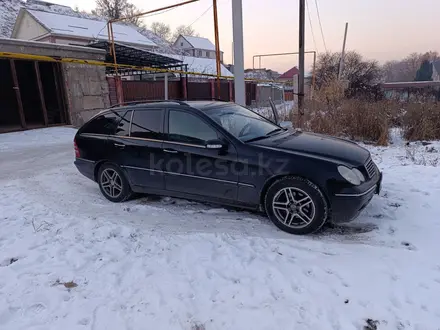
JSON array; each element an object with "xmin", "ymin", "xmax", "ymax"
[
  {"xmin": 264, "ymin": 176, "xmax": 329, "ymax": 235},
  {"xmin": 97, "ymin": 163, "xmax": 132, "ymax": 203}
]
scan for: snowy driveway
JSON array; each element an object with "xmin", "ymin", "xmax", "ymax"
[{"xmin": 1, "ymin": 128, "xmax": 439, "ymax": 330}]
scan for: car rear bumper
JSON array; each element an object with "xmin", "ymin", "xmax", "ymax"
[
  {"xmin": 330, "ymin": 171, "xmax": 382, "ymax": 223},
  {"xmin": 74, "ymin": 158, "xmax": 96, "ymax": 182}
]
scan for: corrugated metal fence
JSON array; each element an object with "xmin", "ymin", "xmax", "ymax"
[{"xmin": 108, "ymin": 78, "xmax": 282, "ymax": 107}]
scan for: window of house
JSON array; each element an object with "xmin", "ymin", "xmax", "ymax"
[
  {"xmin": 130, "ymin": 109, "xmax": 163, "ymax": 140},
  {"xmin": 168, "ymin": 110, "xmax": 218, "ymax": 145},
  {"xmin": 206, "ymin": 51, "xmax": 210, "ymax": 57},
  {"xmin": 180, "ymin": 42, "xmax": 183, "ymax": 46},
  {"xmin": 198, "ymin": 50, "xmax": 202, "ymax": 57}
]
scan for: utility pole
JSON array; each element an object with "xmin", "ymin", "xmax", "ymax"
[
  {"xmin": 338, "ymin": 22, "xmax": 348, "ymax": 80},
  {"xmin": 213, "ymin": 0, "xmax": 221, "ymax": 98},
  {"xmin": 232, "ymin": 0, "xmax": 245, "ymax": 106},
  {"xmin": 297, "ymin": 0, "xmax": 305, "ymax": 127}
]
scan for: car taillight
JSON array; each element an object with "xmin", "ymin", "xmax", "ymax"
[{"xmin": 74, "ymin": 139, "xmax": 80, "ymax": 158}]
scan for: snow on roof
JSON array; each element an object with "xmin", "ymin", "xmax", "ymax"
[
  {"xmin": 137, "ymin": 27, "xmax": 186, "ymax": 56},
  {"xmin": 0, "ymin": 0, "xmax": 22, "ymax": 38},
  {"xmin": 244, "ymin": 69, "xmax": 279, "ymax": 81},
  {"xmin": 182, "ymin": 35, "xmax": 216, "ymax": 51},
  {"xmin": 27, "ymin": 9, "xmax": 156, "ymax": 47},
  {"xmin": 160, "ymin": 53, "xmax": 233, "ymax": 77}
]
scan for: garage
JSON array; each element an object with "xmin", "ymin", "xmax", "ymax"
[
  {"xmin": 0, "ymin": 38, "xmax": 111, "ymax": 132},
  {"xmin": 0, "ymin": 58, "xmax": 68, "ymax": 133}
]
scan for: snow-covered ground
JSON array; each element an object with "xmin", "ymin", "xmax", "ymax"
[{"xmin": 1, "ymin": 127, "xmax": 440, "ymax": 330}]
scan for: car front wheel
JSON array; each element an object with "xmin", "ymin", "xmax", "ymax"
[
  {"xmin": 98, "ymin": 163, "xmax": 132, "ymax": 203},
  {"xmin": 264, "ymin": 177, "xmax": 329, "ymax": 235}
]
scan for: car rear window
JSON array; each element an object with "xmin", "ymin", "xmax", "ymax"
[
  {"xmin": 115, "ymin": 110, "xmax": 132, "ymax": 137},
  {"xmin": 82, "ymin": 110, "xmax": 126, "ymax": 135}
]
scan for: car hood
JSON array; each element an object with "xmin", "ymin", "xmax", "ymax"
[{"xmin": 251, "ymin": 131, "xmax": 370, "ymax": 166}]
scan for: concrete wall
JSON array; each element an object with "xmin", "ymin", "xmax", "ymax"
[
  {"xmin": 0, "ymin": 37, "xmax": 106, "ymax": 60},
  {"xmin": 52, "ymin": 37, "xmax": 89, "ymax": 46},
  {"xmin": 14, "ymin": 11, "xmax": 48, "ymax": 40},
  {"xmin": 62, "ymin": 63, "xmax": 110, "ymax": 127}
]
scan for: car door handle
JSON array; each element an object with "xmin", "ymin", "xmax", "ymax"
[
  {"xmin": 163, "ymin": 149, "xmax": 178, "ymax": 154},
  {"xmin": 114, "ymin": 143, "xmax": 125, "ymax": 149}
]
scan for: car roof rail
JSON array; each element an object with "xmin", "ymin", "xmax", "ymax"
[{"xmin": 110, "ymin": 100, "xmax": 190, "ymax": 108}]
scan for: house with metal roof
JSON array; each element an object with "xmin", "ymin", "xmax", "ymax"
[
  {"xmin": 10, "ymin": 6, "xmax": 232, "ymax": 78},
  {"xmin": 173, "ymin": 35, "xmax": 224, "ymax": 62},
  {"xmin": 11, "ymin": 7, "xmax": 157, "ymax": 48}
]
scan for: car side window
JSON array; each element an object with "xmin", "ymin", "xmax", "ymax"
[
  {"xmin": 82, "ymin": 110, "xmax": 126, "ymax": 135},
  {"xmin": 168, "ymin": 110, "xmax": 218, "ymax": 145},
  {"xmin": 115, "ymin": 110, "xmax": 132, "ymax": 137},
  {"xmin": 131, "ymin": 109, "xmax": 163, "ymax": 140}
]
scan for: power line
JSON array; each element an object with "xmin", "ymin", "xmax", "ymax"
[
  {"xmin": 141, "ymin": 7, "xmax": 177, "ymax": 19},
  {"xmin": 189, "ymin": 4, "xmax": 213, "ymax": 27},
  {"xmin": 314, "ymin": 0, "xmax": 327, "ymax": 52},
  {"xmin": 305, "ymin": 0, "xmax": 318, "ymax": 52}
]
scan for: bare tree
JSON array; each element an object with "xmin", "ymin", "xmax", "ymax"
[
  {"xmin": 150, "ymin": 22, "xmax": 171, "ymax": 42},
  {"xmin": 124, "ymin": 4, "xmax": 144, "ymax": 27},
  {"xmin": 171, "ymin": 25, "xmax": 199, "ymax": 43},
  {"xmin": 382, "ymin": 52, "xmax": 439, "ymax": 82},
  {"xmin": 314, "ymin": 51, "xmax": 383, "ymax": 99},
  {"xmin": 94, "ymin": 0, "xmax": 143, "ymax": 26}
]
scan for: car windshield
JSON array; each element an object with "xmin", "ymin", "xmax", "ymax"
[{"xmin": 205, "ymin": 104, "xmax": 285, "ymax": 142}]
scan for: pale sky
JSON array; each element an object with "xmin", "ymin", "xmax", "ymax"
[{"xmin": 55, "ymin": 0, "xmax": 439, "ymax": 73}]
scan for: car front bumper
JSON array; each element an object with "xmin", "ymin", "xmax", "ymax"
[{"xmin": 330, "ymin": 171, "xmax": 382, "ymax": 223}]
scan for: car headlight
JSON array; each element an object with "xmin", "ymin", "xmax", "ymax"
[
  {"xmin": 352, "ymin": 168, "xmax": 365, "ymax": 183},
  {"xmin": 337, "ymin": 165, "xmax": 364, "ymax": 185}
]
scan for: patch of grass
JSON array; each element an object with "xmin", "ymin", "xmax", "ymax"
[
  {"xmin": 364, "ymin": 318, "xmax": 380, "ymax": 330},
  {"xmin": 302, "ymin": 83, "xmax": 392, "ymax": 145},
  {"xmin": 52, "ymin": 279, "xmax": 78, "ymax": 289},
  {"xmin": 191, "ymin": 323, "xmax": 205, "ymax": 330},
  {"xmin": 296, "ymin": 79, "xmax": 440, "ymax": 144},
  {"xmin": 402, "ymin": 102, "xmax": 440, "ymax": 141},
  {"xmin": 64, "ymin": 281, "xmax": 78, "ymax": 289}
]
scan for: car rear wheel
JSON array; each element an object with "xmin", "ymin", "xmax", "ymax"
[
  {"xmin": 264, "ymin": 176, "xmax": 328, "ymax": 235},
  {"xmin": 98, "ymin": 163, "xmax": 132, "ymax": 203}
]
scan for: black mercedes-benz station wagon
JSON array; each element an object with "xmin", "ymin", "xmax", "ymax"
[{"xmin": 74, "ymin": 101, "xmax": 382, "ymax": 235}]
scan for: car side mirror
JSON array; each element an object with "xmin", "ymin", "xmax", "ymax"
[{"xmin": 206, "ymin": 139, "xmax": 225, "ymax": 149}]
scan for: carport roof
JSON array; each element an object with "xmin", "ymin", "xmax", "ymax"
[{"xmin": 87, "ymin": 41, "xmax": 184, "ymax": 75}]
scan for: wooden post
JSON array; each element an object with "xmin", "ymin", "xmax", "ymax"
[
  {"xmin": 229, "ymin": 81, "xmax": 233, "ymax": 101},
  {"xmin": 213, "ymin": 0, "xmax": 222, "ymax": 98},
  {"xmin": 52, "ymin": 63, "xmax": 65, "ymax": 124},
  {"xmin": 210, "ymin": 79, "xmax": 215, "ymax": 100},
  {"xmin": 9, "ymin": 60, "xmax": 26, "ymax": 129},
  {"xmin": 298, "ymin": 0, "xmax": 306, "ymax": 128},
  {"xmin": 115, "ymin": 76, "xmax": 124, "ymax": 104},
  {"xmin": 34, "ymin": 62, "xmax": 49, "ymax": 126},
  {"xmin": 181, "ymin": 76, "xmax": 188, "ymax": 100}
]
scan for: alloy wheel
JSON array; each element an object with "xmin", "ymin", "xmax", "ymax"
[
  {"xmin": 100, "ymin": 168, "xmax": 123, "ymax": 198},
  {"xmin": 272, "ymin": 187, "xmax": 316, "ymax": 229}
]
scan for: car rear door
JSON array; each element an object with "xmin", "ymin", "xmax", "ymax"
[
  {"xmin": 163, "ymin": 108, "xmax": 239, "ymax": 201},
  {"xmin": 107, "ymin": 108, "xmax": 166, "ymax": 191},
  {"xmin": 77, "ymin": 110, "xmax": 125, "ymax": 162}
]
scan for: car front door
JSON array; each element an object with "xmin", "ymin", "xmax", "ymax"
[
  {"xmin": 107, "ymin": 108, "xmax": 166, "ymax": 191},
  {"xmin": 163, "ymin": 108, "xmax": 239, "ymax": 202}
]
